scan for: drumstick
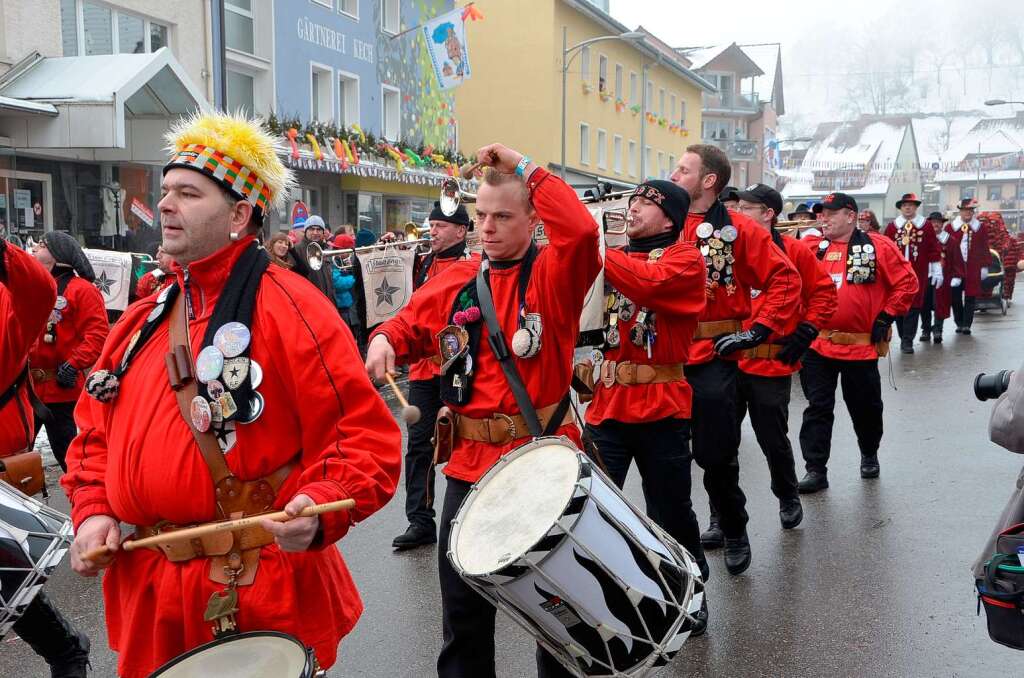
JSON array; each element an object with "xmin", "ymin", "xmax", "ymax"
[
  {"xmin": 81, "ymin": 499, "xmax": 355, "ymax": 562},
  {"xmin": 385, "ymin": 372, "xmax": 421, "ymax": 424}
]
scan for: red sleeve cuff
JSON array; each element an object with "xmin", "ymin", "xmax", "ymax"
[
  {"xmin": 70, "ymin": 498, "xmax": 116, "ymax": 532},
  {"xmin": 297, "ymin": 480, "xmax": 353, "ymax": 549}
]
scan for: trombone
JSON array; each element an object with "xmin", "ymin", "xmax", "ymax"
[
  {"xmin": 306, "ymin": 237, "xmax": 432, "ymax": 271},
  {"xmin": 775, "ymin": 219, "xmax": 822, "ymax": 234}
]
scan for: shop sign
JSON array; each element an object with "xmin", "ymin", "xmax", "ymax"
[
  {"xmin": 130, "ymin": 197, "xmax": 154, "ymax": 227},
  {"xmin": 284, "ymin": 155, "xmax": 455, "ymax": 188},
  {"xmin": 296, "ymin": 16, "xmax": 374, "ymax": 64},
  {"xmin": 13, "ymin": 189, "xmax": 30, "ymax": 209}
]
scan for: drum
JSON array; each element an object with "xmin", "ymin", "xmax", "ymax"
[
  {"xmin": 449, "ymin": 437, "xmax": 704, "ymax": 677},
  {"xmin": 0, "ymin": 480, "xmax": 73, "ymax": 639},
  {"xmin": 149, "ymin": 631, "xmax": 317, "ymax": 677}
]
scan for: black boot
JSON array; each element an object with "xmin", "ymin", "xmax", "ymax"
[
  {"xmin": 689, "ymin": 591, "xmax": 709, "ymax": 637},
  {"xmin": 933, "ymin": 320, "xmax": 943, "ymax": 344},
  {"xmin": 919, "ymin": 329, "xmax": 931, "ymax": 342},
  {"xmin": 780, "ymin": 498, "xmax": 803, "ymax": 529},
  {"xmin": 798, "ymin": 470, "xmax": 829, "ymax": 494},
  {"xmin": 723, "ymin": 533, "xmax": 752, "ymax": 575},
  {"xmin": 900, "ymin": 336, "xmax": 914, "ymax": 354},
  {"xmin": 700, "ymin": 514, "xmax": 724, "ymax": 550},
  {"xmin": 392, "ymin": 522, "xmax": 437, "ymax": 551},
  {"xmin": 860, "ymin": 455, "xmax": 880, "ymax": 479},
  {"xmin": 11, "ymin": 592, "xmax": 90, "ymax": 678}
]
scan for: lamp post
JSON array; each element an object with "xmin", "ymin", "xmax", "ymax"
[
  {"xmin": 984, "ymin": 99, "xmax": 1024, "ymax": 229},
  {"xmin": 561, "ymin": 28, "xmax": 645, "ymax": 180}
]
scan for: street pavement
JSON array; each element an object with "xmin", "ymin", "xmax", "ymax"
[{"xmin": 4, "ymin": 306, "xmax": 1023, "ymax": 677}]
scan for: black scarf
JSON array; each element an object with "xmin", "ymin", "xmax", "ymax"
[
  {"xmin": 816, "ymin": 228, "xmax": 876, "ymax": 284},
  {"xmin": 415, "ymin": 240, "xmax": 468, "ymax": 288},
  {"xmin": 439, "ymin": 243, "xmax": 537, "ymax": 407},
  {"xmin": 627, "ymin": 229, "xmax": 677, "ymax": 253}
]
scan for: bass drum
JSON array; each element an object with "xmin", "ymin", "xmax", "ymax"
[
  {"xmin": 148, "ymin": 631, "xmax": 317, "ymax": 677},
  {"xmin": 449, "ymin": 436, "xmax": 704, "ymax": 677}
]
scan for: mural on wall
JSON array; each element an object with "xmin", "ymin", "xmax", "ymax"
[{"xmin": 376, "ymin": 0, "xmax": 459, "ymax": 150}]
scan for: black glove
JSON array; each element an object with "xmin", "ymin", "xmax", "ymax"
[
  {"xmin": 713, "ymin": 323, "xmax": 771, "ymax": 357},
  {"xmin": 56, "ymin": 361, "xmax": 78, "ymax": 389},
  {"xmin": 777, "ymin": 321, "xmax": 819, "ymax": 365},
  {"xmin": 870, "ymin": 311, "xmax": 895, "ymax": 344}
]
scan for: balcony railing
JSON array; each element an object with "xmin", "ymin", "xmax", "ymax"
[
  {"xmin": 702, "ymin": 91, "xmax": 759, "ymax": 113},
  {"xmin": 702, "ymin": 137, "xmax": 758, "ymax": 161},
  {"xmin": 811, "ymin": 170, "xmax": 869, "ymax": 192}
]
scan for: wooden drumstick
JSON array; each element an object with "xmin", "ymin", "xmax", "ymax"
[
  {"xmin": 385, "ymin": 372, "xmax": 421, "ymax": 424},
  {"xmin": 81, "ymin": 498, "xmax": 355, "ymax": 563}
]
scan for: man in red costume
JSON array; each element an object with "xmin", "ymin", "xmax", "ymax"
[
  {"xmin": 61, "ymin": 111, "xmax": 401, "ymax": 678},
  {"xmin": 366, "ymin": 143, "xmax": 601, "ymax": 677},
  {"xmin": 734, "ymin": 184, "xmax": 836, "ymax": 529},
  {"xmin": 883, "ymin": 193, "xmax": 941, "ymax": 352},
  {"xmin": 392, "ymin": 201, "xmax": 477, "ymax": 551},
  {"xmin": 669, "ymin": 145, "xmax": 800, "ymax": 574},
  {"xmin": 134, "ymin": 245, "xmax": 174, "ymax": 299},
  {"xmin": 796, "ymin": 192, "xmax": 917, "ymax": 493},
  {"xmin": 583, "ymin": 179, "xmax": 709, "ymax": 632},
  {"xmin": 1, "ymin": 240, "xmax": 92, "ymax": 678},
  {"xmin": 29, "ymin": 231, "xmax": 109, "ymax": 471},
  {"xmin": 945, "ymin": 199, "xmax": 990, "ymax": 335},
  {"xmin": 921, "ymin": 212, "xmax": 954, "ymax": 343}
]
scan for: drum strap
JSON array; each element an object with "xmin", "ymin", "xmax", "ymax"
[{"xmin": 475, "ymin": 264, "xmax": 569, "ymax": 438}]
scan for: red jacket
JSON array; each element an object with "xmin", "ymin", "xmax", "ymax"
[
  {"xmin": 134, "ymin": 269, "xmax": 172, "ymax": 300},
  {"xmin": 585, "ymin": 241, "xmax": 706, "ymax": 425},
  {"xmin": 883, "ymin": 216, "xmax": 941, "ymax": 308},
  {"xmin": 945, "ymin": 218, "xmax": 990, "ymax": 296},
  {"xmin": 739, "ymin": 234, "xmax": 836, "ymax": 378},
  {"xmin": 408, "ymin": 247, "xmax": 479, "ymax": 382},
  {"xmin": 0, "ymin": 244, "xmax": 57, "ymax": 456},
  {"xmin": 684, "ymin": 210, "xmax": 801, "ymax": 365},
  {"xmin": 28, "ymin": 274, "xmax": 108, "ymax": 403},
  {"xmin": 801, "ymin": 232, "xmax": 917, "ymax": 360},
  {"xmin": 60, "ymin": 237, "xmax": 402, "ymax": 678},
  {"xmin": 371, "ymin": 168, "xmax": 601, "ymax": 483}
]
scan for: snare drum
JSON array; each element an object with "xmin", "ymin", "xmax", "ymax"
[
  {"xmin": 0, "ymin": 480, "xmax": 72, "ymax": 639},
  {"xmin": 148, "ymin": 631, "xmax": 317, "ymax": 677},
  {"xmin": 449, "ymin": 437, "xmax": 704, "ymax": 677}
]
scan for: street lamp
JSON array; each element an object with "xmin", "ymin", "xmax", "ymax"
[{"xmin": 560, "ymin": 28, "xmax": 645, "ymax": 180}]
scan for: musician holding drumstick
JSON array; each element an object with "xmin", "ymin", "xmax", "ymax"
[
  {"xmin": 366, "ymin": 143, "xmax": 601, "ymax": 677},
  {"xmin": 60, "ymin": 111, "xmax": 402, "ymax": 678}
]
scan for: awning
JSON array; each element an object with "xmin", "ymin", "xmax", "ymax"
[{"xmin": 0, "ymin": 48, "xmax": 208, "ymax": 157}]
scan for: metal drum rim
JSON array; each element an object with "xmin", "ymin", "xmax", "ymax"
[{"xmin": 146, "ymin": 630, "xmax": 315, "ymax": 677}]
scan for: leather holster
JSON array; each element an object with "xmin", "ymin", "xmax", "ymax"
[
  {"xmin": 0, "ymin": 450, "xmax": 45, "ymax": 497},
  {"xmin": 572, "ymin": 361, "xmax": 596, "ymax": 403},
  {"xmin": 432, "ymin": 406, "xmax": 455, "ymax": 466}
]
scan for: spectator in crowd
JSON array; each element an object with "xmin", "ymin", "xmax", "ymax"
[
  {"xmin": 858, "ymin": 210, "xmax": 881, "ymax": 232},
  {"xmin": 266, "ymin": 232, "xmax": 293, "ymax": 269},
  {"xmin": 286, "ymin": 215, "xmax": 334, "ymax": 299},
  {"xmin": 356, "ymin": 227, "xmax": 377, "ymax": 248},
  {"xmin": 333, "ymin": 224, "xmax": 354, "ymax": 238}
]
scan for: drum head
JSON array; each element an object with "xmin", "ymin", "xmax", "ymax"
[
  {"xmin": 454, "ymin": 439, "xmax": 581, "ymax": 576},
  {"xmin": 149, "ymin": 632, "xmax": 312, "ymax": 677}
]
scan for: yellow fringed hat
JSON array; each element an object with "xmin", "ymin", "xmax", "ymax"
[{"xmin": 163, "ymin": 110, "xmax": 295, "ymax": 221}]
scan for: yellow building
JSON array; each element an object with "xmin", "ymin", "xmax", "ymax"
[{"xmin": 455, "ymin": 0, "xmax": 714, "ymax": 190}]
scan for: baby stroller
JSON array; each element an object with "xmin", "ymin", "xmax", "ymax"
[{"xmin": 977, "ymin": 248, "xmax": 1008, "ymax": 316}]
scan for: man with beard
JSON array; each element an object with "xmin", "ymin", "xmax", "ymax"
[
  {"xmin": 287, "ymin": 214, "xmax": 335, "ymax": 299},
  {"xmin": 883, "ymin": 193, "xmax": 941, "ymax": 353},
  {"xmin": 669, "ymin": 145, "xmax": 800, "ymax": 574}
]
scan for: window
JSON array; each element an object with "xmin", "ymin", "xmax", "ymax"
[
  {"xmin": 580, "ymin": 123, "xmax": 590, "ymax": 165},
  {"xmin": 60, "ymin": 0, "xmax": 78, "ymax": 56},
  {"xmin": 659, "ymin": 88, "xmax": 665, "ymax": 116},
  {"xmin": 703, "ymin": 119, "xmax": 731, "ymax": 140},
  {"xmin": 629, "ymin": 72, "xmax": 638, "ymax": 106},
  {"xmin": 960, "ymin": 185, "xmax": 976, "ymax": 201},
  {"xmin": 628, "ymin": 140, "xmax": 637, "ymax": 176},
  {"xmin": 598, "ymin": 54, "xmax": 608, "ymax": 93},
  {"xmin": 338, "ymin": 72, "xmax": 360, "ymax": 126},
  {"xmin": 613, "ymin": 135, "xmax": 623, "ymax": 174},
  {"xmin": 82, "ymin": 2, "xmax": 112, "ymax": 55},
  {"xmin": 382, "ymin": 85, "xmax": 400, "ymax": 140},
  {"xmin": 381, "ymin": 0, "xmax": 399, "ymax": 34},
  {"xmin": 311, "ymin": 64, "xmax": 333, "ymax": 122},
  {"xmin": 657, "ymin": 151, "xmax": 665, "ymax": 178},
  {"xmin": 580, "ymin": 46, "xmax": 590, "ymax": 83},
  {"xmin": 597, "ymin": 129, "xmax": 607, "ymax": 169},
  {"xmin": 225, "ymin": 0, "xmax": 255, "ymax": 54},
  {"xmin": 339, "ymin": 0, "xmax": 358, "ymax": 18},
  {"xmin": 66, "ymin": 2, "xmax": 169, "ymax": 57},
  {"xmin": 644, "ymin": 146, "xmax": 652, "ymax": 178},
  {"xmin": 679, "ymin": 100, "xmax": 687, "ymax": 126},
  {"xmin": 614, "ymin": 64, "xmax": 623, "ymax": 100},
  {"xmin": 118, "ymin": 13, "xmax": 145, "ymax": 54},
  {"xmin": 312, "ymin": 0, "xmax": 332, "ymax": 7},
  {"xmin": 645, "ymin": 81, "xmax": 653, "ymax": 111},
  {"xmin": 226, "ymin": 69, "xmax": 255, "ymax": 114},
  {"xmin": 150, "ymin": 21, "xmax": 167, "ymax": 50},
  {"xmin": 670, "ymin": 94, "xmax": 676, "ymax": 123},
  {"xmin": 987, "ymin": 185, "xmax": 1002, "ymax": 201}
]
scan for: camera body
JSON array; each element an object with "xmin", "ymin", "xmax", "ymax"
[{"xmin": 975, "ymin": 370, "xmax": 1014, "ymax": 401}]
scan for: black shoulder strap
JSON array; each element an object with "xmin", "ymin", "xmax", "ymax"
[{"xmin": 475, "ymin": 262, "xmax": 543, "ymax": 438}]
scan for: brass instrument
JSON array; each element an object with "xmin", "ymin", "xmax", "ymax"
[
  {"xmin": 405, "ymin": 221, "xmax": 432, "ymax": 241},
  {"xmin": 306, "ymin": 238, "xmax": 432, "ymax": 271},
  {"xmin": 775, "ymin": 219, "xmax": 822, "ymax": 234}
]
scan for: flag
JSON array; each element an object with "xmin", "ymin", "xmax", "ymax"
[
  {"xmin": 423, "ymin": 8, "xmax": 471, "ymax": 90},
  {"xmin": 84, "ymin": 249, "xmax": 133, "ymax": 311},
  {"xmin": 358, "ymin": 246, "xmax": 416, "ymax": 328}
]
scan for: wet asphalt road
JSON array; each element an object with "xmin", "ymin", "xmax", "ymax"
[{"xmin": 4, "ymin": 306, "xmax": 1023, "ymax": 677}]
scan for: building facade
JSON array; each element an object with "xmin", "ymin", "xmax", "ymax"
[{"xmin": 455, "ymin": 0, "xmax": 712, "ymax": 191}]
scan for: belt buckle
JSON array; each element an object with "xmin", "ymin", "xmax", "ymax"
[{"xmin": 491, "ymin": 413, "xmax": 517, "ymax": 444}]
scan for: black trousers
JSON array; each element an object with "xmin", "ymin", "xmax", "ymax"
[
  {"xmin": 920, "ymin": 284, "xmax": 945, "ymax": 335},
  {"xmin": 951, "ymin": 286, "xmax": 977, "ymax": 329},
  {"xmin": 404, "ymin": 377, "xmax": 442, "ymax": 529},
  {"xmin": 895, "ymin": 307, "xmax": 921, "ymax": 342},
  {"xmin": 584, "ymin": 418, "xmax": 709, "ymax": 580},
  {"xmin": 736, "ymin": 372, "xmax": 799, "ymax": 503},
  {"xmin": 684, "ymin": 359, "xmax": 748, "ymax": 538},
  {"xmin": 437, "ymin": 479, "xmax": 574, "ymax": 678},
  {"xmin": 798, "ymin": 350, "xmax": 883, "ymax": 473},
  {"xmin": 11, "ymin": 591, "xmax": 89, "ymax": 669},
  {"xmin": 33, "ymin": 401, "xmax": 76, "ymax": 472}
]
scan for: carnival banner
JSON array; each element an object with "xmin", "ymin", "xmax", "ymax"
[
  {"xmin": 358, "ymin": 245, "xmax": 416, "ymax": 328},
  {"xmin": 84, "ymin": 249, "xmax": 133, "ymax": 311},
  {"xmin": 423, "ymin": 8, "xmax": 471, "ymax": 90}
]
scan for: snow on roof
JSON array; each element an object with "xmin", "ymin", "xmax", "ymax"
[
  {"xmin": 678, "ymin": 45, "xmax": 728, "ymax": 71},
  {"xmin": 739, "ymin": 43, "xmax": 780, "ymax": 103},
  {"xmin": 781, "ymin": 118, "xmax": 910, "ymax": 198},
  {"xmin": 942, "ymin": 116, "xmax": 1024, "ymax": 163},
  {"xmin": 912, "ymin": 114, "xmax": 988, "ymax": 167}
]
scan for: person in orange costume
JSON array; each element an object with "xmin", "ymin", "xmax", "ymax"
[
  {"xmin": 733, "ymin": 184, "xmax": 836, "ymax": 530},
  {"xmin": 796, "ymin": 192, "xmax": 917, "ymax": 492},
  {"xmin": 60, "ymin": 111, "xmax": 401, "ymax": 678},
  {"xmin": 366, "ymin": 143, "xmax": 601, "ymax": 678},
  {"xmin": 28, "ymin": 231, "xmax": 109, "ymax": 471}
]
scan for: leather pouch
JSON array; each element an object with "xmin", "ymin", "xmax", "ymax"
[
  {"xmin": 0, "ymin": 450, "xmax": 45, "ymax": 497},
  {"xmin": 572, "ymin": 361, "xmax": 595, "ymax": 403},
  {"xmin": 432, "ymin": 406, "xmax": 455, "ymax": 466}
]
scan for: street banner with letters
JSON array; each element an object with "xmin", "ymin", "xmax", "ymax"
[
  {"xmin": 423, "ymin": 8, "xmax": 472, "ymax": 90},
  {"xmin": 358, "ymin": 245, "xmax": 416, "ymax": 328},
  {"xmin": 84, "ymin": 249, "xmax": 133, "ymax": 311}
]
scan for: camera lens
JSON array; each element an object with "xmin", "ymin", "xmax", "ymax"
[{"xmin": 974, "ymin": 370, "xmax": 1013, "ymax": 401}]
